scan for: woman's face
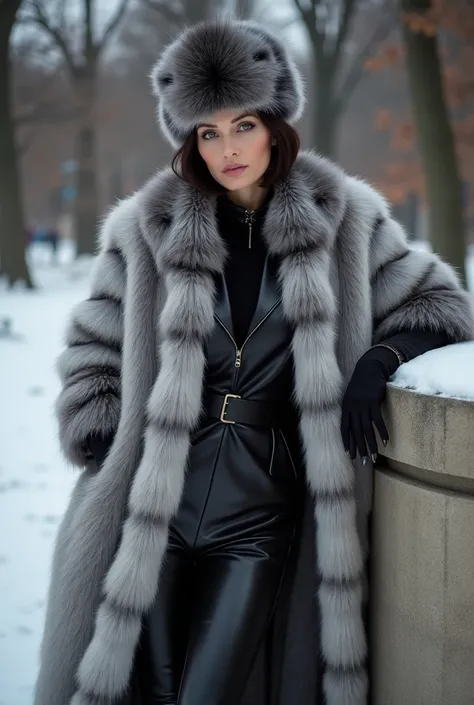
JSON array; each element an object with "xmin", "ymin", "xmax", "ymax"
[{"xmin": 196, "ymin": 110, "xmax": 272, "ymax": 191}]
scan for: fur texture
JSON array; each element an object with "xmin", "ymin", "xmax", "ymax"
[
  {"xmin": 35, "ymin": 151, "xmax": 474, "ymax": 705},
  {"xmin": 150, "ymin": 18, "xmax": 306, "ymax": 147}
]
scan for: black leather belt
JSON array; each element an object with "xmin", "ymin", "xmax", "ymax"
[{"xmin": 206, "ymin": 393, "xmax": 282, "ymax": 428}]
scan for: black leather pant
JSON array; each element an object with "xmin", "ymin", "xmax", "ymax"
[{"xmin": 140, "ymin": 422, "xmax": 300, "ymax": 705}]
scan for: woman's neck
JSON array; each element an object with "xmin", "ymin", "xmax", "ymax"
[{"xmin": 226, "ymin": 184, "xmax": 269, "ymax": 212}]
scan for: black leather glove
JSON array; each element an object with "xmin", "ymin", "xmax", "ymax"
[
  {"xmin": 340, "ymin": 328, "xmax": 451, "ymax": 462},
  {"xmin": 341, "ymin": 345, "xmax": 401, "ymax": 463}
]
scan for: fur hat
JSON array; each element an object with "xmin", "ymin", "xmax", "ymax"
[{"xmin": 150, "ymin": 18, "xmax": 306, "ymax": 147}]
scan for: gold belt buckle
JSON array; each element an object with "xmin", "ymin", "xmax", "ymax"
[{"xmin": 220, "ymin": 393, "xmax": 241, "ymax": 424}]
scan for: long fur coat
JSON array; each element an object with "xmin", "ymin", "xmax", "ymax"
[{"xmin": 34, "ymin": 151, "xmax": 473, "ymax": 705}]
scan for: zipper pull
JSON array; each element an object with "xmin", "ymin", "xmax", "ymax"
[
  {"xmin": 245, "ymin": 211, "xmax": 256, "ymax": 249},
  {"xmin": 235, "ymin": 349, "xmax": 242, "ymax": 367}
]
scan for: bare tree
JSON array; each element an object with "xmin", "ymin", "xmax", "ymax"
[
  {"xmin": 401, "ymin": 0, "xmax": 466, "ymax": 284},
  {"xmin": 0, "ymin": 0, "xmax": 34, "ymax": 288},
  {"xmin": 22, "ymin": 0, "xmax": 131, "ymax": 255},
  {"xmin": 289, "ymin": 0, "xmax": 395, "ymax": 157}
]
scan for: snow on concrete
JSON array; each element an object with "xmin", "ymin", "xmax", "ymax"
[{"xmin": 391, "ymin": 340, "xmax": 474, "ymax": 401}]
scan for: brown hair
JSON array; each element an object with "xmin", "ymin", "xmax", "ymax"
[{"xmin": 171, "ymin": 113, "xmax": 300, "ymax": 196}]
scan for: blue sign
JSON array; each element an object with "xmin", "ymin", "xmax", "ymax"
[{"xmin": 61, "ymin": 186, "xmax": 77, "ymax": 202}]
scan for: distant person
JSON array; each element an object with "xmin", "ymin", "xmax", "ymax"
[
  {"xmin": 45, "ymin": 227, "xmax": 59, "ymax": 264},
  {"xmin": 35, "ymin": 18, "xmax": 474, "ymax": 705}
]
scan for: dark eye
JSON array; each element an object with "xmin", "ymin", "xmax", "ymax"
[
  {"xmin": 253, "ymin": 50, "xmax": 269, "ymax": 62},
  {"xmin": 201, "ymin": 130, "xmax": 217, "ymax": 140},
  {"xmin": 159, "ymin": 75, "xmax": 173, "ymax": 86}
]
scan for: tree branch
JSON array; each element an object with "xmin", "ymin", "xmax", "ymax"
[
  {"xmin": 336, "ymin": 17, "xmax": 393, "ymax": 112},
  {"xmin": 293, "ymin": 0, "xmax": 316, "ymax": 28},
  {"xmin": 24, "ymin": 0, "xmax": 77, "ymax": 75},
  {"xmin": 142, "ymin": 0, "xmax": 184, "ymax": 27},
  {"xmin": 99, "ymin": 0, "xmax": 130, "ymax": 53},
  {"xmin": 334, "ymin": 0, "xmax": 358, "ymax": 59},
  {"xmin": 292, "ymin": 0, "xmax": 325, "ymax": 64}
]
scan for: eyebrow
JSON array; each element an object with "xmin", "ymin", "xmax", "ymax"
[{"xmin": 197, "ymin": 113, "xmax": 254, "ymax": 129}]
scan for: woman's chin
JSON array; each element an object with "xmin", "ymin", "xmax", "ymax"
[{"xmin": 221, "ymin": 174, "xmax": 254, "ymax": 191}]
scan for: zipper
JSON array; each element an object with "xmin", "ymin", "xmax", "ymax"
[
  {"xmin": 214, "ymin": 299, "xmax": 281, "ymax": 386},
  {"xmin": 244, "ymin": 210, "xmax": 256, "ymax": 249}
]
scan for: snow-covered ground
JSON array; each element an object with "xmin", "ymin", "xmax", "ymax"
[
  {"xmin": 0, "ymin": 243, "xmax": 90, "ymax": 705},
  {"xmin": 0, "ymin": 242, "xmax": 473, "ymax": 704}
]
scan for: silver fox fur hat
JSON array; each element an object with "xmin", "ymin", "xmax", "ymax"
[{"xmin": 150, "ymin": 18, "xmax": 306, "ymax": 147}]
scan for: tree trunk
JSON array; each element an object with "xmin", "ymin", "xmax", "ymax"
[
  {"xmin": 233, "ymin": 0, "xmax": 253, "ymax": 17},
  {"xmin": 73, "ymin": 69, "xmax": 99, "ymax": 256},
  {"xmin": 401, "ymin": 0, "xmax": 467, "ymax": 285},
  {"xmin": 0, "ymin": 10, "xmax": 34, "ymax": 288},
  {"xmin": 313, "ymin": 59, "xmax": 339, "ymax": 158},
  {"xmin": 313, "ymin": 94, "xmax": 339, "ymax": 159}
]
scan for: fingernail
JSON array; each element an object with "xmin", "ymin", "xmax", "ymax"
[
  {"xmin": 383, "ymin": 439, "xmax": 388, "ymax": 447},
  {"xmin": 362, "ymin": 456, "xmax": 368, "ymax": 466},
  {"xmin": 345, "ymin": 449, "xmax": 350, "ymax": 455},
  {"xmin": 371, "ymin": 453, "xmax": 378, "ymax": 463}
]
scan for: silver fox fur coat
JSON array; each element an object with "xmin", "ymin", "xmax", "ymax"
[{"xmin": 35, "ymin": 151, "xmax": 473, "ymax": 705}]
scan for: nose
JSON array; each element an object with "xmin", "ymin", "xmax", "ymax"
[{"xmin": 222, "ymin": 135, "xmax": 239, "ymax": 159}]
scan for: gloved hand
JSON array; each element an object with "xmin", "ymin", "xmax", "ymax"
[{"xmin": 341, "ymin": 344, "xmax": 402, "ymax": 463}]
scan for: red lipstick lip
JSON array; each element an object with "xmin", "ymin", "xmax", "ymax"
[{"xmin": 222, "ymin": 164, "xmax": 247, "ymax": 173}]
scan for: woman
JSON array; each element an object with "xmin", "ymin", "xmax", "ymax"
[{"xmin": 35, "ymin": 18, "xmax": 473, "ymax": 705}]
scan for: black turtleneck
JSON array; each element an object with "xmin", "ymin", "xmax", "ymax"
[{"xmin": 217, "ymin": 192, "xmax": 272, "ymax": 347}]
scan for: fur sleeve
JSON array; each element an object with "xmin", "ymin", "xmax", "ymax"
[
  {"xmin": 55, "ymin": 200, "xmax": 130, "ymax": 467},
  {"xmin": 370, "ymin": 215, "xmax": 474, "ymax": 344}
]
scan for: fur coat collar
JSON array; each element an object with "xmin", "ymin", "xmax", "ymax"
[{"xmin": 34, "ymin": 151, "xmax": 474, "ymax": 705}]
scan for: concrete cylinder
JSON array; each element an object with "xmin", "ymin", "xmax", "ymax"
[{"xmin": 371, "ymin": 385, "xmax": 474, "ymax": 705}]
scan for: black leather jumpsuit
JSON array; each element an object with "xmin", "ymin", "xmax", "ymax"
[{"xmin": 139, "ymin": 195, "xmax": 304, "ymax": 705}]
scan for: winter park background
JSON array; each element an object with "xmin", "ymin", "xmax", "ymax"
[{"xmin": 1, "ymin": 1, "xmax": 474, "ymax": 703}]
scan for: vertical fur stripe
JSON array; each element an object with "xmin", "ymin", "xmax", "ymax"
[
  {"xmin": 323, "ymin": 669, "xmax": 368, "ymax": 705},
  {"xmin": 292, "ymin": 324, "xmax": 342, "ymax": 409},
  {"xmin": 315, "ymin": 497, "xmax": 363, "ymax": 579},
  {"xmin": 129, "ymin": 427, "xmax": 190, "ymax": 517},
  {"xmin": 146, "ymin": 338, "xmax": 206, "ymax": 428},
  {"xmin": 279, "ymin": 248, "xmax": 336, "ymax": 323},
  {"xmin": 159, "ymin": 270, "xmax": 216, "ymax": 338},
  {"xmin": 319, "ymin": 582, "xmax": 366, "ymax": 666},
  {"xmin": 70, "ymin": 695, "xmax": 93, "ymax": 705},
  {"xmin": 104, "ymin": 516, "xmax": 168, "ymax": 610},
  {"xmin": 77, "ymin": 602, "xmax": 141, "ymax": 697},
  {"xmin": 271, "ymin": 163, "xmax": 367, "ymax": 703},
  {"xmin": 300, "ymin": 412, "xmax": 354, "ymax": 494}
]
